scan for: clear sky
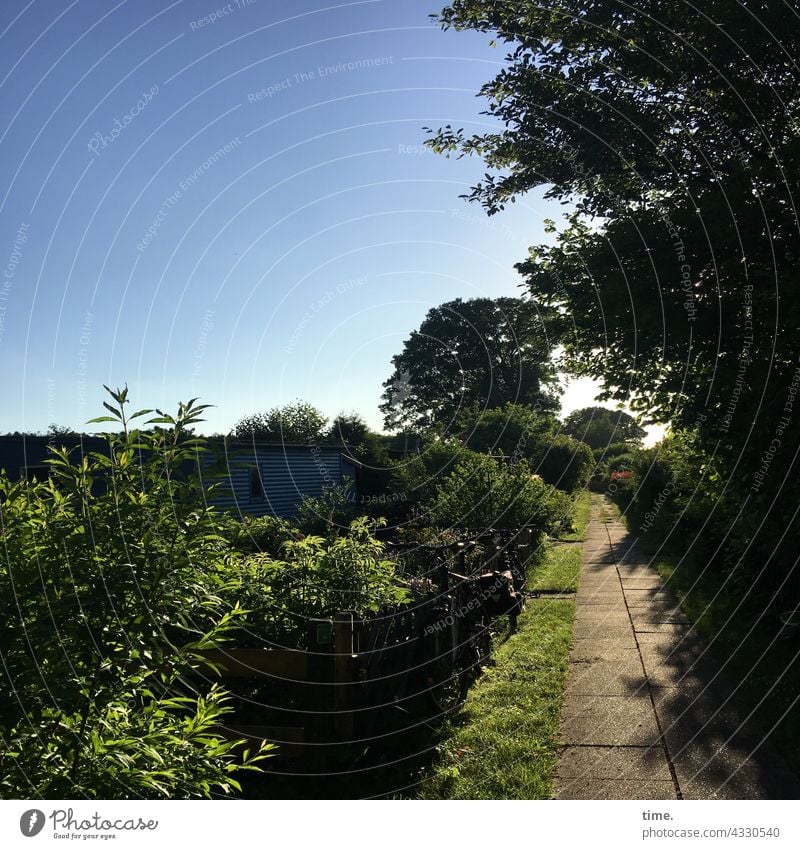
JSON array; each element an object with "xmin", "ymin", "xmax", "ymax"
[{"xmin": 0, "ymin": 0, "xmax": 659, "ymax": 440}]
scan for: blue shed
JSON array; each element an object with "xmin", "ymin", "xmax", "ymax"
[
  {"xmin": 0, "ymin": 435, "xmax": 357, "ymax": 520},
  {"xmin": 199, "ymin": 440, "xmax": 358, "ymax": 519}
]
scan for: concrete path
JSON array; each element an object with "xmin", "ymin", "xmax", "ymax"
[{"xmin": 555, "ymin": 496, "xmax": 800, "ymax": 800}]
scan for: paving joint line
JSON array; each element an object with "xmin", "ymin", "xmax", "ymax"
[
  {"xmin": 604, "ymin": 516, "xmax": 684, "ymax": 801},
  {"xmin": 560, "ymin": 742, "xmax": 660, "ymax": 750}
]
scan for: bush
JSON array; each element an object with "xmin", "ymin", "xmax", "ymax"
[
  {"xmin": 532, "ymin": 433, "xmax": 594, "ymax": 492},
  {"xmin": 232, "ymin": 517, "xmax": 410, "ymax": 646},
  {"xmin": 295, "ymin": 481, "xmax": 357, "ymax": 535},
  {"xmin": 422, "ymin": 451, "xmax": 561, "ymax": 534},
  {"xmin": 388, "ymin": 438, "xmax": 466, "ymax": 509},
  {"xmin": 454, "ymin": 405, "xmax": 593, "ymax": 492},
  {"xmin": 222, "ymin": 513, "xmax": 297, "ymax": 556},
  {"xmin": 0, "ymin": 387, "xmax": 271, "ymax": 799}
]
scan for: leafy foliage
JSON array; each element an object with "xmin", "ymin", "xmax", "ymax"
[
  {"xmin": 231, "ymin": 518, "xmax": 410, "ymax": 646},
  {"xmin": 562, "ymin": 407, "xmax": 645, "ymax": 450},
  {"xmin": 295, "ymin": 481, "xmax": 357, "ymax": 536},
  {"xmin": 232, "ymin": 401, "xmax": 328, "ymax": 443},
  {"xmin": 221, "ymin": 513, "xmax": 298, "ymax": 556},
  {"xmin": 389, "ymin": 438, "xmax": 469, "ymax": 510},
  {"xmin": 427, "ymin": 1, "xmax": 800, "ymax": 604},
  {"xmin": 326, "ymin": 413, "xmax": 394, "ymax": 503},
  {"xmin": 456, "ymin": 404, "xmax": 593, "ymax": 491},
  {"xmin": 328, "ymin": 412, "xmax": 370, "ymax": 445},
  {"xmin": 0, "ymin": 387, "xmax": 272, "ymax": 799},
  {"xmin": 418, "ymin": 449, "xmax": 562, "ymax": 533},
  {"xmin": 380, "ymin": 297, "xmax": 560, "ymax": 431}
]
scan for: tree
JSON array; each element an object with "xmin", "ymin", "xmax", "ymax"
[
  {"xmin": 427, "ymin": 1, "xmax": 800, "ymax": 601},
  {"xmin": 324, "ymin": 412, "xmax": 396, "ymax": 502},
  {"xmin": 562, "ymin": 407, "xmax": 646, "ymax": 450},
  {"xmin": 455, "ymin": 403, "xmax": 592, "ymax": 490},
  {"xmin": 232, "ymin": 401, "xmax": 327, "ymax": 443},
  {"xmin": 328, "ymin": 412, "xmax": 370, "ymax": 446},
  {"xmin": 380, "ymin": 297, "xmax": 560, "ymax": 431},
  {"xmin": 427, "ymin": 1, "xmax": 800, "ymax": 451},
  {"xmin": 46, "ymin": 423, "xmax": 76, "ymax": 439},
  {"xmin": 455, "ymin": 402, "xmax": 555, "ymax": 455}
]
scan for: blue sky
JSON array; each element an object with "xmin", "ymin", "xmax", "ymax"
[{"xmin": 0, "ymin": 0, "xmax": 625, "ymax": 436}]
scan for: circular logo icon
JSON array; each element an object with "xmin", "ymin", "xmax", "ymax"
[{"xmin": 20, "ymin": 810, "xmax": 45, "ymax": 837}]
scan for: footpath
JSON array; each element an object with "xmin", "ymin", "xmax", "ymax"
[{"xmin": 555, "ymin": 496, "xmax": 800, "ymax": 799}]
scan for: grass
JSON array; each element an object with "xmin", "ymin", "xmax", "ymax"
[
  {"xmin": 416, "ymin": 495, "xmax": 589, "ymax": 799},
  {"xmin": 559, "ymin": 489, "xmax": 592, "ymax": 542},
  {"xmin": 529, "ymin": 543, "xmax": 582, "ymax": 593},
  {"xmin": 653, "ymin": 553, "xmax": 800, "ymax": 776},
  {"xmin": 415, "ymin": 597, "xmax": 575, "ymax": 799}
]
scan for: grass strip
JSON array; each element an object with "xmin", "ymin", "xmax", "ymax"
[
  {"xmin": 560, "ymin": 489, "xmax": 592, "ymax": 542},
  {"xmin": 416, "ymin": 596, "xmax": 575, "ymax": 799},
  {"xmin": 529, "ymin": 543, "xmax": 582, "ymax": 593}
]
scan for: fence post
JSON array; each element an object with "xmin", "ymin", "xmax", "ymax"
[
  {"xmin": 333, "ymin": 612, "xmax": 356, "ymax": 745},
  {"xmin": 306, "ymin": 618, "xmax": 334, "ymax": 772}
]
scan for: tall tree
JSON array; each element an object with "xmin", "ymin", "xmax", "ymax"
[
  {"xmin": 562, "ymin": 407, "xmax": 646, "ymax": 450},
  {"xmin": 380, "ymin": 297, "xmax": 560, "ymax": 430},
  {"xmin": 427, "ymin": 1, "xmax": 800, "ymax": 598},
  {"xmin": 328, "ymin": 412, "xmax": 370, "ymax": 446},
  {"xmin": 427, "ymin": 1, "xmax": 800, "ymax": 457}
]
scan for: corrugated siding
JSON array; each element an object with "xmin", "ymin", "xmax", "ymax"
[{"xmin": 206, "ymin": 446, "xmax": 345, "ymax": 518}]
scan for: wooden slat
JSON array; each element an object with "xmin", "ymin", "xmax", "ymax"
[{"xmin": 199, "ymin": 648, "xmax": 308, "ymax": 680}]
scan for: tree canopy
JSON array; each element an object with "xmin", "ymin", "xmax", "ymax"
[
  {"xmin": 380, "ymin": 296, "xmax": 560, "ymax": 431},
  {"xmin": 328, "ymin": 412, "xmax": 370, "ymax": 446},
  {"xmin": 428, "ymin": 1, "xmax": 800, "ymax": 458},
  {"xmin": 427, "ymin": 1, "xmax": 800, "ymax": 600},
  {"xmin": 232, "ymin": 402, "xmax": 328, "ymax": 443},
  {"xmin": 562, "ymin": 407, "xmax": 646, "ymax": 450},
  {"xmin": 455, "ymin": 403, "xmax": 593, "ymax": 490}
]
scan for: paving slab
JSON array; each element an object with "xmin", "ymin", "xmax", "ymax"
[
  {"xmin": 624, "ymin": 588, "xmax": 674, "ymax": 599},
  {"xmin": 572, "ymin": 620, "xmax": 636, "ymax": 640},
  {"xmin": 574, "ymin": 610, "xmax": 632, "ymax": 622},
  {"xmin": 672, "ymin": 750, "xmax": 800, "ymax": 800},
  {"xmin": 556, "ymin": 745, "xmax": 672, "ymax": 781},
  {"xmin": 569, "ymin": 642, "xmax": 640, "ymax": 661},
  {"xmin": 625, "ymin": 597, "xmax": 682, "ymax": 611},
  {"xmin": 566, "ymin": 664, "xmax": 649, "ymax": 696},
  {"xmin": 560, "ymin": 694, "xmax": 662, "ymax": 746},
  {"xmin": 579, "ymin": 576, "xmax": 620, "ymax": 585},
  {"xmin": 633, "ymin": 622, "xmax": 691, "ymax": 635},
  {"xmin": 556, "ymin": 494, "xmax": 800, "ymax": 800},
  {"xmin": 575, "ymin": 595, "xmax": 626, "ymax": 606},
  {"xmin": 630, "ymin": 610, "xmax": 692, "ymax": 626},
  {"xmin": 619, "ymin": 578, "xmax": 665, "ymax": 589},
  {"xmin": 568, "ymin": 653, "xmax": 643, "ymax": 672},
  {"xmin": 556, "ymin": 777, "xmax": 677, "ymax": 799},
  {"xmin": 634, "ymin": 630, "xmax": 698, "ymax": 645}
]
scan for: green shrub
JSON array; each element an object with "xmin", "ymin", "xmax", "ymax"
[
  {"xmin": 532, "ymin": 433, "xmax": 594, "ymax": 492},
  {"xmin": 233, "ymin": 517, "xmax": 410, "ymax": 646},
  {"xmin": 422, "ymin": 451, "xmax": 560, "ymax": 534},
  {"xmin": 547, "ymin": 488, "xmax": 576, "ymax": 536},
  {"xmin": 223, "ymin": 513, "xmax": 297, "ymax": 555},
  {"xmin": 455, "ymin": 404, "xmax": 593, "ymax": 491},
  {"xmin": 295, "ymin": 481, "xmax": 357, "ymax": 535},
  {"xmin": 0, "ymin": 387, "xmax": 271, "ymax": 799},
  {"xmin": 388, "ymin": 438, "xmax": 466, "ymax": 509}
]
